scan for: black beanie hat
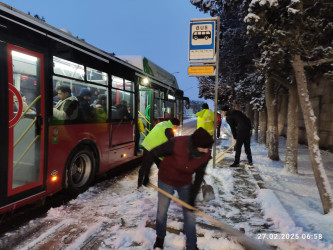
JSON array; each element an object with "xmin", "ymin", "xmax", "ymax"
[
  {"xmin": 202, "ymin": 103, "xmax": 209, "ymax": 109},
  {"xmin": 191, "ymin": 128, "xmax": 214, "ymax": 148},
  {"xmin": 221, "ymin": 105, "xmax": 229, "ymax": 111},
  {"xmin": 170, "ymin": 118, "xmax": 180, "ymax": 126},
  {"xmin": 79, "ymin": 88, "xmax": 92, "ymax": 97}
]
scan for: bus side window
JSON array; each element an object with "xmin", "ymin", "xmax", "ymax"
[{"xmin": 111, "ymin": 88, "xmax": 134, "ymax": 121}]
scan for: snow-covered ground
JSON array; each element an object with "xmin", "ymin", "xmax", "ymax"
[{"xmin": 1, "ymin": 119, "xmax": 332, "ymax": 250}]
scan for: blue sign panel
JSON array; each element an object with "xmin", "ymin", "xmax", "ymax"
[{"xmin": 189, "ymin": 21, "xmax": 215, "ymax": 63}]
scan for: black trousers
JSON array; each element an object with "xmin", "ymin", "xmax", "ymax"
[
  {"xmin": 138, "ymin": 148, "xmax": 162, "ymax": 187},
  {"xmin": 143, "ymin": 148, "xmax": 161, "ymax": 168},
  {"xmin": 234, "ymin": 134, "xmax": 252, "ymax": 164}
]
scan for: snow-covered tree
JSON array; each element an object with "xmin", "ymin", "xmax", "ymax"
[{"xmin": 245, "ymin": 0, "xmax": 333, "ymax": 214}]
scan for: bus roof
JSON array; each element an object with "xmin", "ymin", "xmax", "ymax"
[
  {"xmin": 118, "ymin": 55, "xmax": 179, "ymax": 90},
  {"xmin": 0, "ymin": 3, "xmax": 181, "ymax": 93}
]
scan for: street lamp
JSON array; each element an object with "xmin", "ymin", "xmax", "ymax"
[{"xmin": 142, "ymin": 77, "xmax": 149, "ymax": 86}]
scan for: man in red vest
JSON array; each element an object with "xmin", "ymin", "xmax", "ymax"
[{"xmin": 138, "ymin": 128, "xmax": 214, "ymax": 250}]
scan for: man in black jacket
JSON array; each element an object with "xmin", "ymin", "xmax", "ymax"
[
  {"xmin": 221, "ymin": 105, "xmax": 253, "ymax": 167},
  {"xmin": 78, "ymin": 88, "xmax": 95, "ymax": 122}
]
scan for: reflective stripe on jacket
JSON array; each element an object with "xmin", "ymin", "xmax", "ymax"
[
  {"xmin": 196, "ymin": 109, "xmax": 214, "ymax": 135},
  {"xmin": 141, "ymin": 120, "xmax": 173, "ymax": 151}
]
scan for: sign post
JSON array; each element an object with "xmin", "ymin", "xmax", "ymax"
[{"xmin": 188, "ymin": 17, "xmax": 220, "ymax": 168}]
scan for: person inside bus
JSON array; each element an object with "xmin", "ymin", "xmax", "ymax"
[
  {"xmin": 22, "ymin": 92, "xmax": 36, "ymax": 115},
  {"xmin": 53, "ymin": 85, "xmax": 78, "ymax": 121},
  {"xmin": 92, "ymin": 94, "xmax": 107, "ymax": 122},
  {"xmin": 92, "ymin": 94, "xmax": 107, "ymax": 111},
  {"xmin": 137, "ymin": 127, "xmax": 213, "ymax": 250},
  {"xmin": 116, "ymin": 100, "xmax": 132, "ymax": 120},
  {"xmin": 14, "ymin": 91, "xmax": 36, "ymax": 115},
  {"xmin": 77, "ymin": 88, "xmax": 95, "ymax": 122}
]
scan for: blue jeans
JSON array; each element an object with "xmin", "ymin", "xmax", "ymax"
[{"xmin": 156, "ymin": 179, "xmax": 197, "ymax": 249}]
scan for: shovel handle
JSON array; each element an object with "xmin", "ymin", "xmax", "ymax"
[{"xmin": 215, "ymin": 142, "xmax": 236, "ymax": 163}]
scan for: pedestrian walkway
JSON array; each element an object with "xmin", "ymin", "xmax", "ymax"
[{"xmin": 144, "ymin": 139, "xmax": 280, "ymax": 249}]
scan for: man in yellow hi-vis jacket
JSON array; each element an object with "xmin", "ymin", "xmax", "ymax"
[
  {"xmin": 196, "ymin": 103, "xmax": 214, "ymax": 136},
  {"xmin": 140, "ymin": 118, "xmax": 180, "ymax": 167}
]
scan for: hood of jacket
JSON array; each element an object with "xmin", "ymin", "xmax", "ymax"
[
  {"xmin": 196, "ymin": 109, "xmax": 208, "ymax": 118},
  {"xmin": 226, "ymin": 109, "xmax": 235, "ymax": 116}
]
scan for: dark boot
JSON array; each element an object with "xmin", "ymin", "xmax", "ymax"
[
  {"xmin": 247, "ymin": 156, "xmax": 253, "ymax": 166},
  {"xmin": 185, "ymin": 245, "xmax": 199, "ymax": 250},
  {"xmin": 230, "ymin": 162, "xmax": 239, "ymax": 167},
  {"xmin": 153, "ymin": 237, "xmax": 164, "ymax": 249}
]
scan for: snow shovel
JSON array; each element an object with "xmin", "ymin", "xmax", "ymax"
[
  {"xmin": 202, "ymin": 179, "xmax": 215, "ymax": 201},
  {"xmin": 214, "ymin": 142, "xmax": 236, "ymax": 163},
  {"xmin": 147, "ymin": 183, "xmax": 274, "ymax": 250}
]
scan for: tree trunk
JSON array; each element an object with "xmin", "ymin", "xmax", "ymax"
[
  {"xmin": 278, "ymin": 89, "xmax": 288, "ymax": 135},
  {"xmin": 246, "ymin": 105, "xmax": 254, "ymax": 124},
  {"xmin": 292, "ymin": 54, "xmax": 333, "ymax": 214},
  {"xmin": 253, "ymin": 110, "xmax": 259, "ymax": 142},
  {"xmin": 265, "ymin": 78, "xmax": 280, "ymax": 160},
  {"xmin": 284, "ymin": 85, "xmax": 299, "ymax": 174},
  {"xmin": 259, "ymin": 108, "xmax": 267, "ymax": 144}
]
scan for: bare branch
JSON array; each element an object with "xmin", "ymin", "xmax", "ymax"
[{"xmin": 303, "ymin": 57, "xmax": 333, "ymax": 67}]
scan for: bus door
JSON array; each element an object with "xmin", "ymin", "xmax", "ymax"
[
  {"xmin": 7, "ymin": 44, "xmax": 45, "ymax": 200},
  {"xmin": 138, "ymin": 88, "xmax": 152, "ymax": 145}
]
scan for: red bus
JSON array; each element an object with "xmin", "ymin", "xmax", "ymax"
[{"xmin": 0, "ymin": 3, "xmax": 186, "ymax": 214}]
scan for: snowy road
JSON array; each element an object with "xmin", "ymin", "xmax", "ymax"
[{"xmin": 0, "ymin": 119, "xmax": 332, "ymax": 250}]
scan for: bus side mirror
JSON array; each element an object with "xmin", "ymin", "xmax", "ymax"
[{"xmin": 184, "ymin": 97, "xmax": 190, "ymax": 109}]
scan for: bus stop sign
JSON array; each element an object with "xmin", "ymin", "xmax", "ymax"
[{"xmin": 189, "ymin": 20, "xmax": 216, "ymax": 63}]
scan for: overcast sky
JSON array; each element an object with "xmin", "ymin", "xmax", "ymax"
[{"xmin": 3, "ymin": 0, "xmax": 214, "ymax": 104}]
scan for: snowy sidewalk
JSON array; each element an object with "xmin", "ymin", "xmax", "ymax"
[{"xmin": 1, "ymin": 133, "xmax": 332, "ymax": 249}]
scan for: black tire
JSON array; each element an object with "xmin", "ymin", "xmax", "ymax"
[{"xmin": 66, "ymin": 147, "xmax": 95, "ymax": 195}]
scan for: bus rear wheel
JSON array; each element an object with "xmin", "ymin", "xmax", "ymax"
[{"xmin": 66, "ymin": 147, "xmax": 95, "ymax": 195}]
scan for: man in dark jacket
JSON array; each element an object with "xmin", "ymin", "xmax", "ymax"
[
  {"xmin": 77, "ymin": 88, "xmax": 95, "ymax": 122},
  {"xmin": 116, "ymin": 100, "xmax": 132, "ymax": 120},
  {"xmin": 138, "ymin": 127, "xmax": 214, "ymax": 250},
  {"xmin": 221, "ymin": 105, "xmax": 253, "ymax": 167}
]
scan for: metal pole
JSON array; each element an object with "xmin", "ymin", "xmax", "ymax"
[{"xmin": 213, "ymin": 17, "xmax": 220, "ymax": 168}]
